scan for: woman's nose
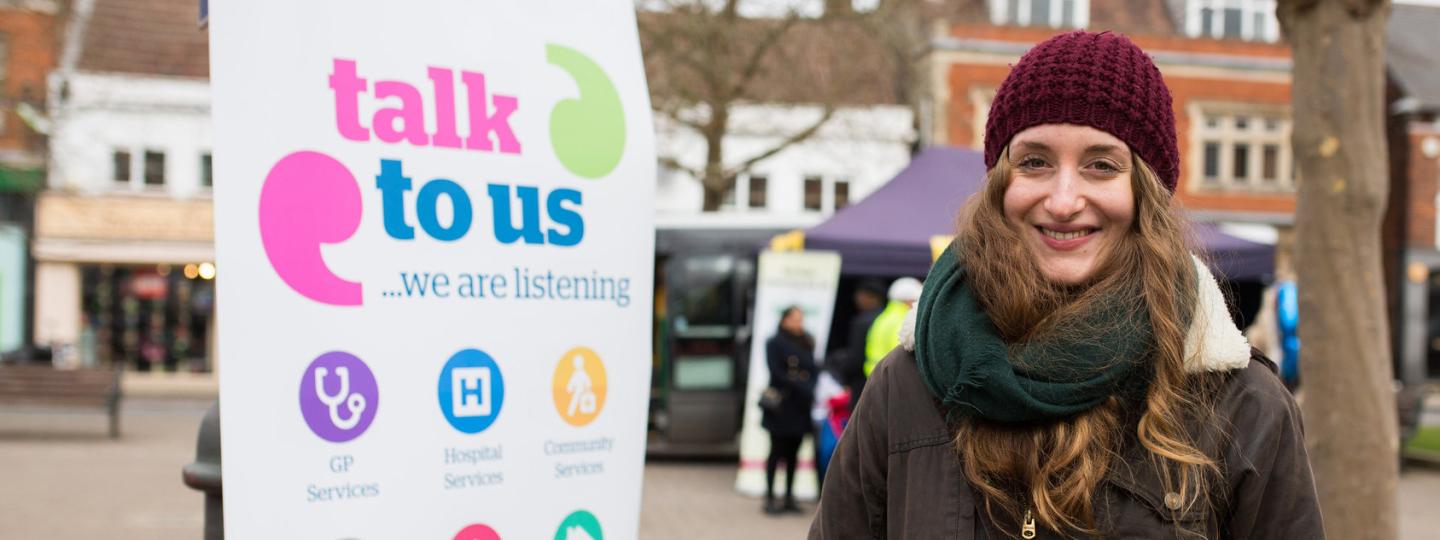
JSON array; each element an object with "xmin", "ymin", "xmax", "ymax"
[{"xmin": 1043, "ymin": 168, "xmax": 1087, "ymax": 219}]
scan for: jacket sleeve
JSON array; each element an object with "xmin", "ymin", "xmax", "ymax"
[
  {"xmin": 765, "ymin": 338, "xmax": 785, "ymax": 388},
  {"xmin": 810, "ymin": 355, "xmax": 891, "ymax": 539},
  {"xmin": 1222, "ymin": 360, "xmax": 1326, "ymax": 539}
]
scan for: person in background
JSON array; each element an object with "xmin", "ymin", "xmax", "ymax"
[
  {"xmin": 810, "ymin": 357, "xmax": 846, "ymax": 493},
  {"xmin": 863, "ymin": 277, "xmax": 922, "ymax": 377},
  {"xmin": 1276, "ymin": 280, "xmax": 1301, "ymax": 391},
  {"xmin": 761, "ymin": 306, "xmax": 818, "ymax": 515},
  {"xmin": 843, "ymin": 280, "xmax": 886, "ymax": 402}
]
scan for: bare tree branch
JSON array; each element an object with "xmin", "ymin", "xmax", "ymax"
[
  {"xmin": 727, "ymin": 14, "xmax": 801, "ymax": 100},
  {"xmin": 725, "ymin": 104, "xmax": 837, "ymax": 177}
]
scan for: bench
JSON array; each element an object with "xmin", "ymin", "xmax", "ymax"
[{"xmin": 0, "ymin": 364, "xmax": 123, "ymax": 438}]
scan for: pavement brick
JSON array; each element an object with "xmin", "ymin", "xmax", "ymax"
[{"xmin": 2, "ymin": 398, "xmax": 1438, "ymax": 539}]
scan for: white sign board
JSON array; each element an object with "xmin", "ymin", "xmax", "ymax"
[
  {"xmin": 209, "ymin": 2, "xmax": 655, "ymax": 538},
  {"xmin": 735, "ymin": 250, "xmax": 841, "ymax": 499}
]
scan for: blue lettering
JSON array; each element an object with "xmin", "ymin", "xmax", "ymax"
[
  {"xmin": 376, "ymin": 159, "xmax": 414, "ymax": 239},
  {"xmin": 400, "ymin": 272, "xmax": 430, "ymax": 296},
  {"xmin": 546, "ymin": 189, "xmax": 584, "ymax": 247},
  {"xmin": 417, "ymin": 179, "xmax": 473, "ymax": 241},
  {"xmin": 488, "ymin": 184, "xmax": 544, "ymax": 245}
]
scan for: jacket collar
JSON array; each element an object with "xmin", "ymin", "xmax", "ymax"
[{"xmin": 899, "ymin": 256, "xmax": 1250, "ymax": 374}]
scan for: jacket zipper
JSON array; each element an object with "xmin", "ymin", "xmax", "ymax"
[{"xmin": 1021, "ymin": 508, "xmax": 1037, "ymax": 539}]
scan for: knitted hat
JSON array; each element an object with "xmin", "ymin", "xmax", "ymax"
[
  {"xmin": 983, "ymin": 31, "xmax": 1179, "ymax": 192},
  {"xmin": 888, "ymin": 277, "xmax": 923, "ymax": 303}
]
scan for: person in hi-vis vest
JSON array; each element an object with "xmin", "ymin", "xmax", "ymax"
[{"xmin": 864, "ymin": 278, "xmax": 922, "ymax": 376}]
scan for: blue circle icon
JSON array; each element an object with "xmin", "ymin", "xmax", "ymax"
[{"xmin": 437, "ymin": 349, "xmax": 505, "ymax": 434}]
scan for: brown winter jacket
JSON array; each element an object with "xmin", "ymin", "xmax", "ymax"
[{"xmin": 808, "ymin": 346, "xmax": 1325, "ymax": 539}]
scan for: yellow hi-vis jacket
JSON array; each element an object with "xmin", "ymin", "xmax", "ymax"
[{"xmin": 864, "ymin": 300, "xmax": 910, "ymax": 376}]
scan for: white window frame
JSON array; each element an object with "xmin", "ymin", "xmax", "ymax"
[
  {"xmin": 1185, "ymin": 0, "xmax": 1280, "ymax": 42},
  {"xmin": 1188, "ymin": 102, "xmax": 1294, "ymax": 193},
  {"xmin": 801, "ymin": 174, "xmax": 852, "ymax": 214},
  {"xmin": 988, "ymin": 0, "xmax": 1089, "ymax": 28}
]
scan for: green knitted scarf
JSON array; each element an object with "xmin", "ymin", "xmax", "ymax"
[{"xmin": 914, "ymin": 247, "xmax": 1155, "ymax": 423}]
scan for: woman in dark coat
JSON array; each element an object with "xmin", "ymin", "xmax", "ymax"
[
  {"xmin": 811, "ymin": 31, "xmax": 1323, "ymax": 539},
  {"xmin": 762, "ymin": 305, "xmax": 817, "ymax": 514}
]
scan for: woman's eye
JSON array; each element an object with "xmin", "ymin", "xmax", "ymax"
[
  {"xmin": 1089, "ymin": 160, "xmax": 1120, "ymax": 173},
  {"xmin": 1017, "ymin": 156, "xmax": 1049, "ymax": 169}
]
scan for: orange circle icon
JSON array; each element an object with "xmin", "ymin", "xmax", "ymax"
[{"xmin": 552, "ymin": 347, "xmax": 607, "ymax": 427}]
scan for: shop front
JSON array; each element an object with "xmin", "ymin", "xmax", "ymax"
[{"xmin": 32, "ymin": 193, "xmax": 217, "ymax": 374}]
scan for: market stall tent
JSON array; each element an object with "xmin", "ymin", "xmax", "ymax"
[{"xmin": 804, "ymin": 146, "xmax": 1275, "ymax": 281}]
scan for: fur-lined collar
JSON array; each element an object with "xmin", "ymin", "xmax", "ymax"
[{"xmin": 899, "ymin": 256, "xmax": 1251, "ymax": 373}]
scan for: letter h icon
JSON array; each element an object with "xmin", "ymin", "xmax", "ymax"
[{"xmin": 452, "ymin": 367, "xmax": 491, "ymax": 418}]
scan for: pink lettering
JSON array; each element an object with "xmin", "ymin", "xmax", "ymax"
[
  {"xmin": 325, "ymin": 59, "xmax": 520, "ymax": 155},
  {"xmin": 462, "ymin": 71, "xmax": 522, "ymax": 154},
  {"xmin": 427, "ymin": 67, "xmax": 463, "ymax": 149},
  {"xmin": 328, "ymin": 59, "xmax": 370, "ymax": 142},
  {"xmin": 373, "ymin": 81, "xmax": 430, "ymax": 145}
]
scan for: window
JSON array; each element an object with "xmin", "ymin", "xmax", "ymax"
[
  {"xmin": 1187, "ymin": 0, "xmax": 1279, "ymax": 42},
  {"xmin": 1191, "ymin": 105, "xmax": 1293, "ymax": 192},
  {"xmin": 1261, "ymin": 144, "xmax": 1280, "ymax": 184},
  {"xmin": 989, "ymin": 0, "xmax": 1087, "ymax": 28},
  {"xmin": 803, "ymin": 177, "xmax": 823, "ymax": 211},
  {"xmin": 143, "ymin": 151, "xmax": 166, "ymax": 186},
  {"xmin": 113, "ymin": 151, "xmax": 132, "ymax": 184},
  {"xmin": 1202, "ymin": 142, "xmax": 1221, "ymax": 184},
  {"xmin": 201, "ymin": 153, "xmax": 213, "ymax": 188},
  {"xmin": 834, "ymin": 180, "xmax": 851, "ymax": 211},
  {"xmin": 747, "ymin": 175, "xmax": 766, "ymax": 209}
]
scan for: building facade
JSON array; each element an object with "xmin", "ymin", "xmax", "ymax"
[
  {"xmin": 1386, "ymin": 1, "xmax": 1440, "ymax": 383},
  {"xmin": 34, "ymin": 0, "xmax": 216, "ymax": 372},
  {"xmin": 0, "ymin": 0, "xmax": 64, "ymax": 357}
]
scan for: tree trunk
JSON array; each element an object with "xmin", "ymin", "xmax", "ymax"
[
  {"xmin": 1280, "ymin": 0, "xmax": 1397, "ymax": 538},
  {"xmin": 701, "ymin": 106, "xmax": 731, "ymax": 212}
]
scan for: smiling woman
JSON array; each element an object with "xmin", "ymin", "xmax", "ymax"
[
  {"xmin": 1001, "ymin": 125, "xmax": 1136, "ymax": 285},
  {"xmin": 811, "ymin": 30, "xmax": 1324, "ymax": 540}
]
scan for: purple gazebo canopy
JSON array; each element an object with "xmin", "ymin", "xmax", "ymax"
[{"xmin": 805, "ymin": 146, "xmax": 1275, "ymax": 281}]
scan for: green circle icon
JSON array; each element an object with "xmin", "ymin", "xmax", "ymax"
[
  {"xmin": 554, "ymin": 509, "xmax": 603, "ymax": 540},
  {"xmin": 547, "ymin": 44, "xmax": 626, "ymax": 180}
]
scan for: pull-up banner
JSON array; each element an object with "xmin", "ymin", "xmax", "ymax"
[{"xmin": 208, "ymin": 1, "xmax": 655, "ymax": 537}]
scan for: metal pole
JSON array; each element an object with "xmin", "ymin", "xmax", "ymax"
[{"xmin": 182, "ymin": 400, "xmax": 223, "ymax": 540}]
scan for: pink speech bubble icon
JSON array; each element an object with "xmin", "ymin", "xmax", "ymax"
[
  {"xmin": 259, "ymin": 151, "xmax": 364, "ymax": 306},
  {"xmin": 454, "ymin": 524, "xmax": 502, "ymax": 540}
]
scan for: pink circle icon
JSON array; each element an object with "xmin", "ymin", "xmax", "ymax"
[{"xmin": 454, "ymin": 524, "xmax": 501, "ymax": 540}]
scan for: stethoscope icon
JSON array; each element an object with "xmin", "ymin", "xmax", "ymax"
[{"xmin": 315, "ymin": 366, "xmax": 367, "ymax": 430}]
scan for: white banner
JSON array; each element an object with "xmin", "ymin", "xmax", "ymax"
[
  {"xmin": 209, "ymin": 1, "xmax": 655, "ymax": 538},
  {"xmin": 734, "ymin": 250, "xmax": 841, "ymax": 499}
]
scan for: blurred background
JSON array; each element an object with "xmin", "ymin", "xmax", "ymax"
[{"xmin": 0, "ymin": 0, "xmax": 1438, "ymax": 538}]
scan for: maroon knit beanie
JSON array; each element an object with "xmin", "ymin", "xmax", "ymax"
[{"xmin": 984, "ymin": 31, "xmax": 1179, "ymax": 193}]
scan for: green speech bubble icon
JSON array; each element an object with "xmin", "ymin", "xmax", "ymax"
[
  {"xmin": 547, "ymin": 44, "xmax": 626, "ymax": 180},
  {"xmin": 554, "ymin": 509, "xmax": 603, "ymax": 540}
]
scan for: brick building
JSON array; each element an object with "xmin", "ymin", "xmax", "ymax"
[
  {"xmin": 33, "ymin": 0, "xmax": 217, "ymax": 374},
  {"xmin": 0, "ymin": 0, "xmax": 64, "ymax": 356},
  {"xmin": 1386, "ymin": 2, "xmax": 1440, "ymax": 384}
]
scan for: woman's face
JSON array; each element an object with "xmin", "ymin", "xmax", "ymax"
[
  {"xmin": 1002, "ymin": 124, "xmax": 1136, "ymax": 285},
  {"xmin": 781, "ymin": 309, "xmax": 805, "ymax": 334}
]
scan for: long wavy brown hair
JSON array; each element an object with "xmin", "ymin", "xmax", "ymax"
[{"xmin": 953, "ymin": 147, "xmax": 1220, "ymax": 537}]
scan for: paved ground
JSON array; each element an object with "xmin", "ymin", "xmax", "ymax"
[{"xmin": 0, "ymin": 398, "xmax": 1437, "ymax": 539}]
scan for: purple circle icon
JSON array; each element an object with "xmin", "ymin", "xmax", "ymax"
[{"xmin": 299, "ymin": 351, "xmax": 379, "ymax": 443}]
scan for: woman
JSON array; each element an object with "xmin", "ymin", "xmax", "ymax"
[
  {"xmin": 811, "ymin": 31, "xmax": 1323, "ymax": 539},
  {"xmin": 762, "ymin": 305, "xmax": 818, "ymax": 515}
]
